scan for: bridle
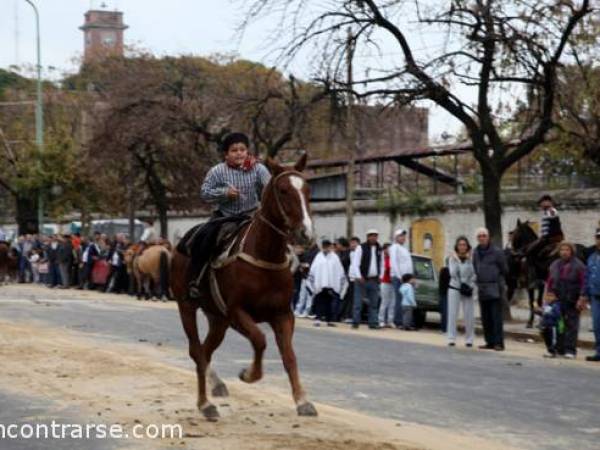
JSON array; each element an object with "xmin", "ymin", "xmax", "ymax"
[{"xmin": 256, "ymin": 170, "xmax": 307, "ymax": 239}]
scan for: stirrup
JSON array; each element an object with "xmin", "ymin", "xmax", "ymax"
[{"xmin": 189, "ymin": 283, "xmax": 201, "ymax": 298}]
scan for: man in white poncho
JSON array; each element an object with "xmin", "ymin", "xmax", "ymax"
[{"xmin": 308, "ymin": 240, "xmax": 348, "ymax": 327}]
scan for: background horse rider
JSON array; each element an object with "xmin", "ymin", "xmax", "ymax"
[
  {"xmin": 528, "ymin": 194, "xmax": 564, "ymax": 257},
  {"xmin": 183, "ymin": 132, "xmax": 271, "ymax": 297},
  {"xmin": 138, "ymin": 218, "xmax": 158, "ymax": 254}
]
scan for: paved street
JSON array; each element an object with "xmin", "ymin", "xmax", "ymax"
[{"xmin": 1, "ymin": 286, "xmax": 599, "ymax": 450}]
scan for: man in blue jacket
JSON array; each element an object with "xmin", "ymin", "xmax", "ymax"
[{"xmin": 583, "ymin": 228, "xmax": 600, "ymax": 362}]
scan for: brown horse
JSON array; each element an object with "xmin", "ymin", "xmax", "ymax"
[
  {"xmin": 171, "ymin": 154, "xmax": 316, "ymax": 421},
  {"xmin": 124, "ymin": 244, "xmax": 172, "ymax": 301},
  {"xmin": 0, "ymin": 242, "xmax": 18, "ymax": 284}
]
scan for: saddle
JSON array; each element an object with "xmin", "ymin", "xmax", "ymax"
[
  {"xmin": 177, "ymin": 217, "xmax": 251, "ymax": 269},
  {"xmin": 176, "ymin": 217, "xmax": 250, "ymax": 307},
  {"xmin": 180, "ymin": 215, "xmax": 294, "ymax": 315}
]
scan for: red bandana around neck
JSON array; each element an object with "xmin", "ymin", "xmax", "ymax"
[{"xmin": 227, "ymin": 156, "xmax": 257, "ymax": 172}]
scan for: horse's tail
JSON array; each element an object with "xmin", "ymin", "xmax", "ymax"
[{"xmin": 159, "ymin": 249, "xmax": 171, "ymax": 300}]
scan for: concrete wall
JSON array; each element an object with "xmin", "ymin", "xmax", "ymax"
[{"xmin": 310, "ymin": 207, "xmax": 599, "ymax": 252}]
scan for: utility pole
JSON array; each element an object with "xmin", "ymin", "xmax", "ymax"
[
  {"xmin": 345, "ymin": 27, "xmax": 356, "ymax": 238},
  {"xmin": 24, "ymin": 0, "xmax": 44, "ymax": 234}
]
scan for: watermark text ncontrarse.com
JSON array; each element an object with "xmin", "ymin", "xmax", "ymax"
[{"xmin": 0, "ymin": 421, "xmax": 183, "ymax": 440}]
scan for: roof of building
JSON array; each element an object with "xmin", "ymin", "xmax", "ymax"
[{"xmin": 307, "ymin": 141, "xmax": 473, "ymax": 168}]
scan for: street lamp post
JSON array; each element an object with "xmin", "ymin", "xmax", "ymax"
[{"xmin": 24, "ymin": 0, "xmax": 44, "ymax": 234}]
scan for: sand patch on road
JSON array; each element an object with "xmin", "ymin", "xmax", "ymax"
[{"xmin": 0, "ymin": 319, "xmax": 512, "ymax": 450}]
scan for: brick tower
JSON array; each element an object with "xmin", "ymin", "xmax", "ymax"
[{"xmin": 80, "ymin": 6, "xmax": 128, "ymax": 63}]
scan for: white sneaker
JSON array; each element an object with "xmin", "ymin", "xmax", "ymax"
[
  {"xmin": 563, "ymin": 353, "xmax": 576, "ymax": 360},
  {"xmin": 307, "ymin": 315, "xmax": 316, "ymax": 319}
]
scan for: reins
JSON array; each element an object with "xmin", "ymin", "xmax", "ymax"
[{"xmin": 211, "ymin": 170, "xmax": 306, "ymax": 273}]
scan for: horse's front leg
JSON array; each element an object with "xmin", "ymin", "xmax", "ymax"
[
  {"xmin": 176, "ymin": 300, "xmax": 219, "ymax": 421},
  {"xmin": 231, "ymin": 308, "xmax": 266, "ymax": 383},
  {"xmin": 203, "ymin": 313, "xmax": 230, "ymax": 397},
  {"xmin": 271, "ymin": 312, "xmax": 317, "ymax": 417}
]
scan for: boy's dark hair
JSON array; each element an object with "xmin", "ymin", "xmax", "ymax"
[
  {"xmin": 537, "ymin": 194, "xmax": 554, "ymax": 205},
  {"xmin": 321, "ymin": 239, "xmax": 333, "ymax": 248},
  {"xmin": 336, "ymin": 237, "xmax": 350, "ymax": 248},
  {"xmin": 402, "ymin": 273, "xmax": 414, "ymax": 283},
  {"xmin": 221, "ymin": 132, "xmax": 250, "ymax": 153},
  {"xmin": 383, "ymin": 243, "xmax": 391, "ymax": 250},
  {"xmin": 350, "ymin": 236, "xmax": 361, "ymax": 243}
]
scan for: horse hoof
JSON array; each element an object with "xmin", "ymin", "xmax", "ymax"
[
  {"xmin": 212, "ymin": 383, "xmax": 229, "ymax": 398},
  {"xmin": 238, "ymin": 368, "xmax": 250, "ymax": 383},
  {"xmin": 297, "ymin": 402, "xmax": 318, "ymax": 417},
  {"xmin": 238, "ymin": 368, "xmax": 260, "ymax": 383},
  {"xmin": 200, "ymin": 403, "xmax": 220, "ymax": 422}
]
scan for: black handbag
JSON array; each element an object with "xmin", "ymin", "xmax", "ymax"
[{"xmin": 450, "ymin": 283, "xmax": 474, "ymax": 297}]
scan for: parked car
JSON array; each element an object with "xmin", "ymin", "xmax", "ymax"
[{"xmin": 411, "ymin": 254, "xmax": 439, "ymax": 328}]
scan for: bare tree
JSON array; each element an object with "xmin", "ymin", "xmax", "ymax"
[{"xmin": 242, "ymin": 0, "xmax": 594, "ymax": 244}]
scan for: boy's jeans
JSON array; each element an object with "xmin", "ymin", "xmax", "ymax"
[
  {"xmin": 294, "ymin": 279, "xmax": 313, "ymax": 316},
  {"xmin": 402, "ymin": 305, "xmax": 415, "ymax": 329}
]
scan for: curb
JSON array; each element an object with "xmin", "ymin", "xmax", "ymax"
[{"xmin": 457, "ymin": 323, "xmax": 596, "ymax": 350}]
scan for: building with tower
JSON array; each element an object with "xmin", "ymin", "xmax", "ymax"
[{"xmin": 80, "ymin": 6, "xmax": 127, "ymax": 63}]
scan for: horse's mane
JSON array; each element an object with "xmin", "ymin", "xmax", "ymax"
[{"xmin": 512, "ymin": 219, "xmax": 538, "ymax": 251}]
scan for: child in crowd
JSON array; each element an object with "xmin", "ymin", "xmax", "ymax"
[
  {"xmin": 540, "ymin": 292, "xmax": 565, "ymax": 358},
  {"xmin": 400, "ymin": 273, "xmax": 417, "ymax": 330}
]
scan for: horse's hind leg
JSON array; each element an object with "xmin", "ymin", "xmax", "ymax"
[
  {"xmin": 527, "ymin": 288, "xmax": 535, "ymax": 328},
  {"xmin": 231, "ymin": 308, "xmax": 266, "ymax": 383},
  {"xmin": 271, "ymin": 312, "xmax": 317, "ymax": 417},
  {"xmin": 177, "ymin": 300, "xmax": 219, "ymax": 421},
  {"xmin": 203, "ymin": 314, "xmax": 230, "ymax": 397}
]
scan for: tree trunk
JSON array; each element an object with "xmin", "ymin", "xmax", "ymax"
[
  {"xmin": 480, "ymin": 167, "xmax": 503, "ymax": 247},
  {"xmin": 16, "ymin": 193, "xmax": 38, "ymax": 235},
  {"xmin": 480, "ymin": 166, "xmax": 513, "ymax": 321},
  {"xmin": 157, "ymin": 203, "xmax": 168, "ymax": 239}
]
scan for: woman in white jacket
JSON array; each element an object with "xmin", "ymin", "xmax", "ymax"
[{"xmin": 447, "ymin": 236, "xmax": 477, "ymax": 347}]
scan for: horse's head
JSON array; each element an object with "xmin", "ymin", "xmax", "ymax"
[
  {"xmin": 511, "ymin": 219, "xmax": 538, "ymax": 252},
  {"xmin": 263, "ymin": 153, "xmax": 315, "ymax": 247}
]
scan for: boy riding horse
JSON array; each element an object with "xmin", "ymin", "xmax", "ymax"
[
  {"xmin": 528, "ymin": 194, "xmax": 564, "ymax": 258},
  {"xmin": 184, "ymin": 132, "xmax": 271, "ymax": 297}
]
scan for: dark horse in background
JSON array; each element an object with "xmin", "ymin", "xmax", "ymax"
[
  {"xmin": 171, "ymin": 154, "xmax": 317, "ymax": 421},
  {"xmin": 508, "ymin": 220, "xmax": 588, "ymax": 327},
  {"xmin": 0, "ymin": 241, "xmax": 18, "ymax": 284}
]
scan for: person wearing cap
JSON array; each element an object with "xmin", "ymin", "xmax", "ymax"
[
  {"xmin": 186, "ymin": 133, "xmax": 272, "ymax": 297},
  {"xmin": 527, "ymin": 195, "xmax": 564, "ymax": 258},
  {"xmin": 582, "ymin": 229, "xmax": 600, "ymax": 362},
  {"xmin": 201, "ymin": 133, "xmax": 271, "ymax": 217},
  {"xmin": 308, "ymin": 240, "xmax": 348, "ymax": 327},
  {"xmin": 390, "ymin": 228, "xmax": 413, "ymax": 327},
  {"xmin": 350, "ymin": 229, "xmax": 382, "ymax": 329}
]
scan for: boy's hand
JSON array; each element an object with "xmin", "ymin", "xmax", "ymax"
[
  {"xmin": 226, "ymin": 186, "xmax": 240, "ymax": 199},
  {"xmin": 576, "ymin": 297, "xmax": 588, "ymax": 312}
]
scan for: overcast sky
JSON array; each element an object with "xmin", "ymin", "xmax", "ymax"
[{"xmin": 0, "ymin": 0, "xmax": 468, "ymax": 141}]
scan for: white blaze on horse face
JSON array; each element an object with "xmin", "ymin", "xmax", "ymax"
[{"xmin": 289, "ymin": 175, "xmax": 313, "ymax": 237}]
